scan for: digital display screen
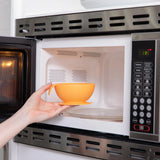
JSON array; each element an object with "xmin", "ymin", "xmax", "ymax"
[{"xmin": 139, "ymin": 49, "xmax": 152, "ymax": 56}]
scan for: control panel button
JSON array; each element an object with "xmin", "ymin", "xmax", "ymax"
[
  {"xmin": 144, "ymin": 67, "xmax": 152, "ymax": 72},
  {"xmin": 133, "ymin": 104, "xmax": 138, "ymax": 110},
  {"xmin": 134, "ymin": 62, "xmax": 143, "ymax": 67},
  {"xmin": 135, "ymin": 85, "xmax": 141, "ymax": 90},
  {"xmin": 133, "ymin": 111, "xmax": 138, "ymax": 117},
  {"xmin": 147, "ymin": 98, "xmax": 152, "ymax": 104},
  {"xmin": 144, "ymin": 62, "xmax": 153, "ymax": 67},
  {"xmin": 144, "ymin": 85, "xmax": 152, "ymax": 90},
  {"xmin": 135, "ymin": 79, "xmax": 142, "ymax": 84},
  {"xmin": 134, "ymin": 91, "xmax": 141, "ymax": 96},
  {"xmin": 146, "ymin": 105, "xmax": 152, "ymax": 111},
  {"xmin": 139, "ymin": 118, "xmax": 144, "ymax": 124},
  {"xmin": 132, "ymin": 118, "xmax": 138, "ymax": 123},
  {"xmin": 146, "ymin": 112, "xmax": 152, "ymax": 118},
  {"xmin": 139, "ymin": 105, "xmax": 145, "ymax": 110},
  {"xmin": 135, "ymin": 68, "xmax": 142, "ymax": 72},
  {"xmin": 140, "ymin": 98, "xmax": 145, "ymax": 104},
  {"xmin": 135, "ymin": 74, "xmax": 142, "ymax": 78},
  {"xmin": 144, "ymin": 79, "xmax": 152, "ymax": 84},
  {"xmin": 139, "ymin": 112, "xmax": 144, "ymax": 117},
  {"xmin": 133, "ymin": 98, "xmax": 138, "ymax": 103},
  {"xmin": 143, "ymin": 91, "xmax": 152, "ymax": 97},
  {"xmin": 133, "ymin": 124, "xmax": 150, "ymax": 132},
  {"xmin": 146, "ymin": 119, "xmax": 152, "ymax": 125},
  {"xmin": 144, "ymin": 73, "xmax": 152, "ymax": 79}
]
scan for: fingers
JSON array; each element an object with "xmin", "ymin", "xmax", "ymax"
[
  {"xmin": 51, "ymin": 105, "xmax": 71, "ymax": 117},
  {"xmin": 37, "ymin": 83, "xmax": 52, "ymax": 95}
]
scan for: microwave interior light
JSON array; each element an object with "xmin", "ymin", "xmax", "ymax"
[{"xmin": 1, "ymin": 61, "xmax": 13, "ymax": 67}]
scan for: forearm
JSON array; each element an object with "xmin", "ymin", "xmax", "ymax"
[{"xmin": 0, "ymin": 109, "xmax": 30, "ymax": 148}]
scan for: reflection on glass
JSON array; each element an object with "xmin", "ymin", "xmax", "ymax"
[{"xmin": 0, "ymin": 57, "xmax": 18, "ymax": 103}]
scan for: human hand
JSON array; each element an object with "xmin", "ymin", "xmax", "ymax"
[{"xmin": 20, "ymin": 83, "xmax": 71, "ymax": 124}]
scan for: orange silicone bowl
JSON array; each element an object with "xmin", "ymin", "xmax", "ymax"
[{"xmin": 48, "ymin": 83, "xmax": 95, "ymax": 105}]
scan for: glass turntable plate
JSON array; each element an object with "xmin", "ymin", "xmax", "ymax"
[{"xmin": 64, "ymin": 106, "xmax": 123, "ymax": 121}]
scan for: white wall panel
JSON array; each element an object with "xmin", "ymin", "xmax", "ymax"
[{"xmin": 0, "ymin": 0, "xmax": 11, "ymax": 36}]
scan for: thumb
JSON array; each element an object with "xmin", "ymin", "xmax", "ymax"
[{"xmin": 37, "ymin": 83, "xmax": 52, "ymax": 95}]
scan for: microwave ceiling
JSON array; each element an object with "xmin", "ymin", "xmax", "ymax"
[
  {"xmin": 16, "ymin": 5, "xmax": 160, "ymax": 38},
  {"xmin": 43, "ymin": 46, "xmax": 124, "ymax": 56}
]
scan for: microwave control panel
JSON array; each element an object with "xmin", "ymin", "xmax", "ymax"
[{"xmin": 130, "ymin": 40, "xmax": 155, "ymax": 134}]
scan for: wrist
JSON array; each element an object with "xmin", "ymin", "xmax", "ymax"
[{"xmin": 14, "ymin": 107, "xmax": 31, "ymax": 127}]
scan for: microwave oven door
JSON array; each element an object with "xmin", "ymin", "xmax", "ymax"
[{"xmin": 0, "ymin": 36, "xmax": 36, "ymax": 121}]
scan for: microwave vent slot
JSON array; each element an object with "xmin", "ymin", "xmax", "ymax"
[
  {"xmin": 34, "ymin": 23, "xmax": 46, "ymax": 26},
  {"xmin": 109, "ymin": 15, "xmax": 125, "ymax": 27},
  {"xmin": 69, "ymin": 19, "xmax": 82, "ymax": 30},
  {"xmin": 88, "ymin": 18, "xmax": 102, "ymax": 22},
  {"xmin": 57, "ymin": 50, "xmax": 77, "ymax": 56},
  {"xmin": 130, "ymin": 154, "xmax": 145, "ymax": 160},
  {"xmin": 51, "ymin": 21, "xmax": 63, "ymax": 25},
  {"xmin": 49, "ymin": 134, "xmax": 61, "ymax": 139},
  {"xmin": 69, "ymin": 19, "xmax": 82, "ymax": 23},
  {"xmin": 130, "ymin": 147, "xmax": 146, "ymax": 153},
  {"xmin": 48, "ymin": 69, "xmax": 66, "ymax": 82},
  {"xmin": 51, "ymin": 21, "xmax": 63, "ymax": 31},
  {"xmin": 133, "ymin": 21, "xmax": 149, "ymax": 26},
  {"xmin": 133, "ymin": 14, "xmax": 149, "ymax": 19},
  {"xmin": 69, "ymin": 26, "xmax": 82, "ymax": 30},
  {"xmin": 83, "ymin": 52, "xmax": 101, "ymax": 57},
  {"xmin": 32, "ymin": 131, "xmax": 45, "ymax": 142},
  {"xmin": 49, "ymin": 134, "xmax": 61, "ymax": 145},
  {"xmin": 110, "ymin": 16, "xmax": 125, "ymax": 21},
  {"xmin": 132, "ymin": 14, "xmax": 150, "ymax": 26},
  {"xmin": 19, "ymin": 24, "xmax": 29, "ymax": 28},
  {"xmin": 107, "ymin": 144, "xmax": 122, "ymax": 157},
  {"xmin": 72, "ymin": 70, "xmax": 87, "ymax": 82},
  {"xmin": 107, "ymin": 144, "xmax": 122, "ymax": 149},
  {"xmin": 33, "ymin": 137, "xmax": 44, "ymax": 142},
  {"xmin": 110, "ymin": 23, "xmax": 125, "ymax": 27},
  {"xmin": 66, "ymin": 137, "xmax": 80, "ymax": 148},
  {"xmin": 130, "ymin": 147, "xmax": 146, "ymax": 160},
  {"xmin": 88, "ymin": 17, "xmax": 103, "ymax": 29},
  {"xmin": 51, "ymin": 27, "xmax": 63, "ymax": 31},
  {"xmin": 35, "ymin": 28, "xmax": 46, "ymax": 32}
]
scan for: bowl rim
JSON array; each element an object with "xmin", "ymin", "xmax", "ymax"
[{"xmin": 54, "ymin": 83, "xmax": 95, "ymax": 86}]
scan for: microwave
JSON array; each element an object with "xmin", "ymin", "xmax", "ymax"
[{"xmin": 3, "ymin": 5, "xmax": 160, "ymax": 160}]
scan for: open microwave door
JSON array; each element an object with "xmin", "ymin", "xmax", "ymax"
[{"xmin": 0, "ymin": 36, "xmax": 36, "ymax": 120}]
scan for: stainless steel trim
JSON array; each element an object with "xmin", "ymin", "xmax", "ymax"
[
  {"xmin": 132, "ymin": 32, "xmax": 160, "ymax": 41},
  {"xmin": 14, "ymin": 127, "xmax": 160, "ymax": 160},
  {"xmin": 154, "ymin": 40, "xmax": 160, "ymax": 138},
  {"xmin": 16, "ymin": 5, "xmax": 160, "ymax": 38},
  {"xmin": 130, "ymin": 131, "xmax": 159, "ymax": 142}
]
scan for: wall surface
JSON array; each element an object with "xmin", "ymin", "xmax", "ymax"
[{"xmin": 0, "ymin": 0, "xmax": 11, "ymax": 36}]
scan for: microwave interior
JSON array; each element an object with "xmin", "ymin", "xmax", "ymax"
[
  {"xmin": 0, "ymin": 51, "xmax": 23, "ymax": 108},
  {"xmin": 43, "ymin": 46, "xmax": 125, "ymax": 122}
]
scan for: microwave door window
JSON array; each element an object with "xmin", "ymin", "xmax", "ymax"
[{"xmin": 0, "ymin": 52, "xmax": 23, "ymax": 107}]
